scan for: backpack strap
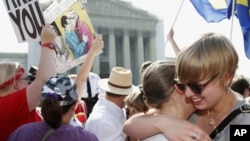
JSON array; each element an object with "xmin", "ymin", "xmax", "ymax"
[
  {"xmin": 210, "ymin": 103, "xmax": 250, "ymax": 139},
  {"xmin": 41, "ymin": 128, "xmax": 55, "ymax": 141}
]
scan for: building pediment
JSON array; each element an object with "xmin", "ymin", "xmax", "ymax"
[{"xmin": 86, "ymin": 0, "xmax": 157, "ymax": 20}]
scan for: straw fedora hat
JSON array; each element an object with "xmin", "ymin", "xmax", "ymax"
[{"xmin": 98, "ymin": 67, "xmax": 135, "ymax": 95}]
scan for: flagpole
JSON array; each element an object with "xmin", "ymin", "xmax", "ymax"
[
  {"xmin": 164, "ymin": 0, "xmax": 185, "ymax": 48},
  {"xmin": 230, "ymin": 0, "xmax": 236, "ymax": 41}
]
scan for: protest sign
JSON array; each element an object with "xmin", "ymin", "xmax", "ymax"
[
  {"xmin": 3, "ymin": 0, "xmax": 45, "ymax": 42},
  {"xmin": 43, "ymin": 0, "xmax": 95, "ymax": 73}
]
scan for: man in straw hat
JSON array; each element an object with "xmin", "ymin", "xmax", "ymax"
[{"xmin": 85, "ymin": 67, "xmax": 137, "ymax": 141}]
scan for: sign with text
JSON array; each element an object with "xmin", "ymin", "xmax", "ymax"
[{"xmin": 3, "ymin": 0, "xmax": 45, "ymax": 43}]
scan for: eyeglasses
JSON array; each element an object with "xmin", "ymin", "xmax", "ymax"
[{"xmin": 174, "ymin": 74, "xmax": 219, "ymax": 95}]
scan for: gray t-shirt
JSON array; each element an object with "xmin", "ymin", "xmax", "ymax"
[{"xmin": 189, "ymin": 100, "xmax": 250, "ymax": 141}]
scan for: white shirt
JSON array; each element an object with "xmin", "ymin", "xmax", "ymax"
[
  {"xmin": 141, "ymin": 134, "xmax": 168, "ymax": 141},
  {"xmin": 85, "ymin": 97, "xmax": 127, "ymax": 141},
  {"xmin": 82, "ymin": 72, "xmax": 104, "ymax": 98},
  {"xmin": 69, "ymin": 116, "xmax": 83, "ymax": 127}
]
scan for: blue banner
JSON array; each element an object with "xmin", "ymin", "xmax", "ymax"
[
  {"xmin": 236, "ymin": 0, "xmax": 250, "ymax": 59},
  {"xmin": 190, "ymin": 0, "xmax": 232, "ymax": 22}
]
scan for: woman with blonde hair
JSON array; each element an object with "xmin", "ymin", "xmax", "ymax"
[{"xmin": 0, "ymin": 24, "xmax": 57, "ymax": 141}]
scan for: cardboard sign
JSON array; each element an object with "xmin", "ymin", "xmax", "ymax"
[{"xmin": 3, "ymin": 0, "xmax": 45, "ymax": 42}]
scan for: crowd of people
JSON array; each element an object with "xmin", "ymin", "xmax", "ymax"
[{"xmin": 1, "ymin": 22, "xmax": 250, "ymax": 141}]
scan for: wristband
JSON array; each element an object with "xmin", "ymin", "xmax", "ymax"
[{"xmin": 41, "ymin": 43, "xmax": 55, "ymax": 50}]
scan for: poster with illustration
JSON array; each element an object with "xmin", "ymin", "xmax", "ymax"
[{"xmin": 43, "ymin": 0, "xmax": 95, "ymax": 73}]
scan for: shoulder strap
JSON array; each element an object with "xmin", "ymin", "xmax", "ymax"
[
  {"xmin": 210, "ymin": 103, "xmax": 250, "ymax": 139},
  {"xmin": 42, "ymin": 128, "xmax": 55, "ymax": 141},
  {"xmin": 87, "ymin": 77, "xmax": 92, "ymax": 98}
]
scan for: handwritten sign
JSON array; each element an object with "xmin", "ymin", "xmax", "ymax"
[{"xmin": 3, "ymin": 0, "xmax": 45, "ymax": 42}]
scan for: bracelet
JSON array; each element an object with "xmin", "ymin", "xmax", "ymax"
[{"xmin": 41, "ymin": 43, "xmax": 55, "ymax": 50}]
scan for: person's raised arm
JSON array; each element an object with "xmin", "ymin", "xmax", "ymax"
[
  {"xmin": 76, "ymin": 34, "xmax": 104, "ymax": 99},
  {"xmin": 27, "ymin": 24, "xmax": 57, "ymax": 111},
  {"xmin": 167, "ymin": 28, "xmax": 180, "ymax": 56},
  {"xmin": 123, "ymin": 113, "xmax": 212, "ymax": 141}
]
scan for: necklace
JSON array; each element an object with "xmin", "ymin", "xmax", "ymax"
[
  {"xmin": 207, "ymin": 110, "xmax": 217, "ymax": 129},
  {"xmin": 207, "ymin": 93, "xmax": 231, "ymax": 129}
]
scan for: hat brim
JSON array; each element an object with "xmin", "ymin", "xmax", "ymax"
[{"xmin": 98, "ymin": 79, "xmax": 136, "ymax": 95}]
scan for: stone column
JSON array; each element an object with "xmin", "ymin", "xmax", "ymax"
[
  {"xmin": 123, "ymin": 30, "xmax": 131, "ymax": 69},
  {"xmin": 137, "ymin": 31, "xmax": 144, "ymax": 69},
  {"xmin": 149, "ymin": 36, "xmax": 156, "ymax": 60},
  {"xmin": 109, "ymin": 29, "xmax": 116, "ymax": 70},
  {"xmin": 92, "ymin": 55, "xmax": 100, "ymax": 74},
  {"xmin": 28, "ymin": 42, "xmax": 40, "ymax": 69},
  {"xmin": 137, "ymin": 31, "xmax": 144, "ymax": 84}
]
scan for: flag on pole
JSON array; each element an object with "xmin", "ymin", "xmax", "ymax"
[
  {"xmin": 190, "ymin": 0, "xmax": 232, "ymax": 22},
  {"xmin": 235, "ymin": 0, "xmax": 250, "ymax": 59}
]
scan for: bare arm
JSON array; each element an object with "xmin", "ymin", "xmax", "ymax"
[
  {"xmin": 76, "ymin": 34, "xmax": 104, "ymax": 99},
  {"xmin": 123, "ymin": 113, "xmax": 162, "ymax": 138},
  {"xmin": 27, "ymin": 24, "xmax": 57, "ymax": 111},
  {"xmin": 123, "ymin": 113, "xmax": 212, "ymax": 141},
  {"xmin": 167, "ymin": 28, "xmax": 180, "ymax": 56}
]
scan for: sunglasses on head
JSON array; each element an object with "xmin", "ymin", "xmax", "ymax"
[{"xmin": 174, "ymin": 74, "xmax": 218, "ymax": 95}]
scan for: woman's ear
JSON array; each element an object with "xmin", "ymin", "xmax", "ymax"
[
  {"xmin": 224, "ymin": 72, "xmax": 234, "ymax": 87},
  {"xmin": 173, "ymin": 84, "xmax": 184, "ymax": 95},
  {"xmin": 12, "ymin": 81, "xmax": 19, "ymax": 90}
]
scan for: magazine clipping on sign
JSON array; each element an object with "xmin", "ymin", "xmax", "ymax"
[{"xmin": 43, "ymin": 0, "xmax": 96, "ymax": 73}]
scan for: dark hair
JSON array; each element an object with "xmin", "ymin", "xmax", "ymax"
[
  {"xmin": 106, "ymin": 92, "xmax": 126, "ymax": 98},
  {"xmin": 41, "ymin": 97, "xmax": 76, "ymax": 129},
  {"xmin": 61, "ymin": 15, "xmax": 68, "ymax": 28},
  {"xmin": 140, "ymin": 61, "xmax": 153, "ymax": 73},
  {"xmin": 230, "ymin": 75, "xmax": 250, "ymax": 96},
  {"xmin": 142, "ymin": 60, "xmax": 175, "ymax": 109},
  {"xmin": 124, "ymin": 88, "xmax": 148, "ymax": 113}
]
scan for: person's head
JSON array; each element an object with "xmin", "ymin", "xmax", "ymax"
[
  {"xmin": 68, "ymin": 74, "xmax": 77, "ymax": 81},
  {"xmin": 0, "ymin": 62, "xmax": 29, "ymax": 93},
  {"xmin": 98, "ymin": 67, "xmax": 136, "ymax": 108},
  {"xmin": 175, "ymin": 32, "xmax": 238, "ymax": 110},
  {"xmin": 124, "ymin": 89, "xmax": 148, "ymax": 118},
  {"xmin": 140, "ymin": 61, "xmax": 153, "ymax": 74},
  {"xmin": 60, "ymin": 15, "xmax": 68, "ymax": 28},
  {"xmin": 230, "ymin": 75, "xmax": 250, "ymax": 98},
  {"xmin": 67, "ymin": 9, "xmax": 79, "ymax": 27},
  {"xmin": 40, "ymin": 75, "xmax": 78, "ymax": 129},
  {"xmin": 142, "ymin": 60, "xmax": 191, "ymax": 110}
]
